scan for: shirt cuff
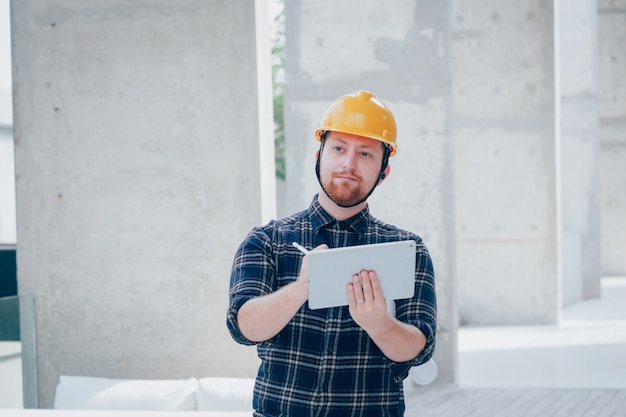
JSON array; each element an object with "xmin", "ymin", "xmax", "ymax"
[
  {"xmin": 226, "ymin": 295, "xmax": 258, "ymax": 346},
  {"xmin": 384, "ymin": 320, "xmax": 436, "ymax": 382}
]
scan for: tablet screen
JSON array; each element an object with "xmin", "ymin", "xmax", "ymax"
[{"xmin": 307, "ymin": 240, "xmax": 416, "ymax": 310}]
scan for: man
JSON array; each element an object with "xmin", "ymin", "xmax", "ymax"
[{"xmin": 227, "ymin": 90, "xmax": 437, "ymax": 417}]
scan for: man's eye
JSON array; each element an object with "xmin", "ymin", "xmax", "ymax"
[
  {"xmin": 361, "ymin": 152, "xmax": 371, "ymax": 158},
  {"xmin": 334, "ymin": 146, "xmax": 343, "ymax": 152}
]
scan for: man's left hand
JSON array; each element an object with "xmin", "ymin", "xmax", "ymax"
[{"xmin": 347, "ymin": 270, "xmax": 391, "ymax": 333}]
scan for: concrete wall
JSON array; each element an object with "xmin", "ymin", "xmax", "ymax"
[
  {"xmin": 284, "ymin": 0, "xmax": 457, "ymax": 384},
  {"xmin": 598, "ymin": 0, "xmax": 626, "ymax": 276},
  {"xmin": 12, "ymin": 0, "xmax": 270, "ymax": 407},
  {"xmin": 559, "ymin": 0, "xmax": 602, "ymax": 304},
  {"xmin": 452, "ymin": 1, "xmax": 559, "ymax": 325}
]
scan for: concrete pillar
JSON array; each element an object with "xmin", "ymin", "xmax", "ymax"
[
  {"xmin": 12, "ymin": 0, "xmax": 272, "ymax": 407},
  {"xmin": 0, "ymin": 128, "xmax": 15, "ymax": 244},
  {"xmin": 452, "ymin": 2, "xmax": 559, "ymax": 324},
  {"xmin": 559, "ymin": 0, "xmax": 602, "ymax": 304},
  {"xmin": 0, "ymin": 0, "xmax": 14, "ymax": 244},
  {"xmin": 284, "ymin": 1, "xmax": 457, "ymax": 385},
  {"xmin": 598, "ymin": 0, "xmax": 626, "ymax": 276}
]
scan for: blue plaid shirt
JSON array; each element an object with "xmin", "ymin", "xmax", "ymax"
[{"xmin": 227, "ymin": 195, "xmax": 437, "ymax": 417}]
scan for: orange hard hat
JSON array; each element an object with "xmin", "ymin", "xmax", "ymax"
[{"xmin": 314, "ymin": 90, "xmax": 397, "ymax": 156}]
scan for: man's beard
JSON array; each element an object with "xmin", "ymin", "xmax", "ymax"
[{"xmin": 322, "ymin": 173, "xmax": 374, "ymax": 207}]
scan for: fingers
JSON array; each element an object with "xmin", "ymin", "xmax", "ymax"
[
  {"xmin": 312, "ymin": 244, "xmax": 329, "ymax": 252},
  {"xmin": 296, "ymin": 255, "xmax": 310, "ymax": 300},
  {"xmin": 367, "ymin": 270, "xmax": 382, "ymax": 298},
  {"xmin": 348, "ymin": 270, "xmax": 381, "ymax": 305},
  {"xmin": 347, "ymin": 271, "xmax": 388, "ymax": 332},
  {"xmin": 360, "ymin": 270, "xmax": 374, "ymax": 301},
  {"xmin": 346, "ymin": 277, "xmax": 358, "ymax": 306},
  {"xmin": 351, "ymin": 274, "xmax": 365, "ymax": 304},
  {"xmin": 298, "ymin": 244, "xmax": 327, "ymax": 284}
]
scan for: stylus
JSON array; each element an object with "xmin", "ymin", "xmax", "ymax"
[{"xmin": 292, "ymin": 242, "xmax": 310, "ymax": 255}]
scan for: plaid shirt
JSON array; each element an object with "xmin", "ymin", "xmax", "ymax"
[{"xmin": 227, "ymin": 195, "xmax": 437, "ymax": 417}]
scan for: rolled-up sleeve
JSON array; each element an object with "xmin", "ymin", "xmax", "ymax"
[
  {"xmin": 226, "ymin": 228, "xmax": 276, "ymax": 346},
  {"xmin": 384, "ymin": 238, "xmax": 437, "ymax": 380}
]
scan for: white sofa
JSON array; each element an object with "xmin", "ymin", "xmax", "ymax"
[
  {"xmin": 52, "ymin": 363, "xmax": 436, "ymax": 414},
  {"xmin": 53, "ymin": 375, "xmax": 255, "ymax": 413}
]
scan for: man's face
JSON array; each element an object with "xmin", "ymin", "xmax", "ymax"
[{"xmin": 319, "ymin": 132, "xmax": 386, "ymax": 207}]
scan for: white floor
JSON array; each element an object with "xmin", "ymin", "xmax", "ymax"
[
  {"xmin": 458, "ymin": 276, "xmax": 626, "ymax": 389},
  {"xmin": 0, "ymin": 341, "xmax": 23, "ymax": 409},
  {"xmin": 1, "ymin": 277, "xmax": 625, "ymax": 409}
]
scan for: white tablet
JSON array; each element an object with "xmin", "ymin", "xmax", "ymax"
[{"xmin": 307, "ymin": 240, "xmax": 416, "ymax": 310}]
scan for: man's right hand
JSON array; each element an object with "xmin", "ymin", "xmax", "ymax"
[
  {"xmin": 236, "ymin": 243, "xmax": 328, "ymax": 342},
  {"xmin": 295, "ymin": 244, "xmax": 329, "ymax": 300}
]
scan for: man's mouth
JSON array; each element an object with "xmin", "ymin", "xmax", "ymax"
[{"xmin": 334, "ymin": 173, "xmax": 359, "ymax": 182}]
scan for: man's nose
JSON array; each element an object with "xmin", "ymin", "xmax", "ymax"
[{"xmin": 341, "ymin": 151, "xmax": 357, "ymax": 170}]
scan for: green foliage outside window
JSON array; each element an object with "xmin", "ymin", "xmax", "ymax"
[{"xmin": 271, "ymin": 0, "xmax": 285, "ymax": 180}]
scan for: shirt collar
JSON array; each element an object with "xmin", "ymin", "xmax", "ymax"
[{"xmin": 308, "ymin": 194, "xmax": 371, "ymax": 238}]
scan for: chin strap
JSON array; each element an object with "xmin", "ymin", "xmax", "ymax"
[{"xmin": 315, "ymin": 133, "xmax": 390, "ymax": 208}]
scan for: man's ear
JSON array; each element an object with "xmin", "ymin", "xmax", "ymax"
[{"xmin": 378, "ymin": 165, "xmax": 391, "ymax": 184}]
